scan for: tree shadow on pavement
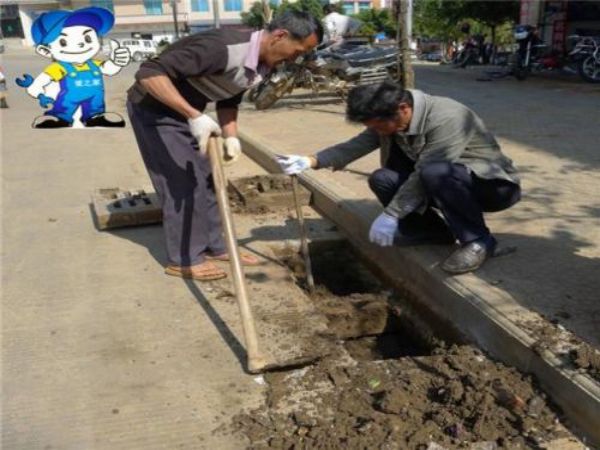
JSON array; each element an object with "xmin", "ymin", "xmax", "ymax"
[
  {"xmin": 414, "ymin": 65, "xmax": 600, "ymax": 170},
  {"xmin": 473, "ymin": 230, "xmax": 600, "ymax": 348}
]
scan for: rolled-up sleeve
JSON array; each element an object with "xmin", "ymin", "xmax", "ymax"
[{"xmin": 216, "ymin": 91, "xmax": 244, "ymax": 110}]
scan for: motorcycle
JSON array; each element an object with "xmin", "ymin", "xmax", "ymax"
[
  {"xmin": 249, "ymin": 42, "xmax": 400, "ymax": 110},
  {"xmin": 451, "ymin": 35, "xmax": 484, "ymax": 68},
  {"xmin": 569, "ymin": 35, "xmax": 600, "ymax": 83},
  {"xmin": 513, "ymin": 25, "xmax": 600, "ymax": 83}
]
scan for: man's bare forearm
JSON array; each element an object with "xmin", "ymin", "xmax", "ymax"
[
  {"xmin": 140, "ymin": 74, "xmax": 200, "ymax": 119},
  {"xmin": 217, "ymin": 108, "xmax": 238, "ymax": 138}
]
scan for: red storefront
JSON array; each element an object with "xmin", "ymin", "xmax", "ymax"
[{"xmin": 520, "ymin": 0, "xmax": 600, "ymax": 55}]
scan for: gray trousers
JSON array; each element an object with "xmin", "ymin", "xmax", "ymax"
[{"xmin": 127, "ymin": 101, "xmax": 226, "ymax": 266}]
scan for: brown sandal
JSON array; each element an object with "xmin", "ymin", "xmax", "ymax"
[
  {"xmin": 165, "ymin": 262, "xmax": 227, "ymax": 281},
  {"xmin": 206, "ymin": 252, "xmax": 261, "ymax": 266}
]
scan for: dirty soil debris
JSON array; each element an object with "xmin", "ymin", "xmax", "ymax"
[
  {"xmin": 230, "ymin": 245, "xmax": 583, "ymax": 448},
  {"xmin": 228, "ymin": 186, "xmax": 272, "ymax": 215},
  {"xmin": 232, "ymin": 345, "xmax": 577, "ymax": 449},
  {"xmin": 570, "ymin": 343, "xmax": 600, "ymax": 382},
  {"xmin": 277, "ymin": 243, "xmax": 382, "ymax": 296},
  {"xmin": 228, "ymin": 175, "xmax": 310, "ymax": 214},
  {"xmin": 521, "ymin": 318, "xmax": 600, "ymax": 383}
]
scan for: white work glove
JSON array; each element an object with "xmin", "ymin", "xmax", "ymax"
[
  {"xmin": 188, "ymin": 114, "xmax": 222, "ymax": 155},
  {"xmin": 368, "ymin": 212, "xmax": 398, "ymax": 247},
  {"xmin": 276, "ymin": 155, "xmax": 312, "ymax": 175},
  {"xmin": 109, "ymin": 39, "xmax": 131, "ymax": 67},
  {"xmin": 222, "ymin": 136, "xmax": 242, "ymax": 165}
]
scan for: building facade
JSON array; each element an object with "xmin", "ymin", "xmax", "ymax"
[
  {"xmin": 3, "ymin": 0, "xmax": 380, "ymax": 46},
  {"xmin": 2, "ymin": 0, "xmax": 257, "ymax": 46},
  {"xmin": 70, "ymin": 0, "xmax": 191, "ymax": 42}
]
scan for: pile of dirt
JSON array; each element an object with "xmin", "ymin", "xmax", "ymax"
[
  {"xmin": 521, "ymin": 318, "xmax": 600, "ymax": 383},
  {"xmin": 231, "ymin": 245, "xmax": 581, "ymax": 448},
  {"xmin": 570, "ymin": 343, "xmax": 600, "ymax": 382},
  {"xmin": 227, "ymin": 175, "xmax": 310, "ymax": 215},
  {"xmin": 228, "ymin": 187, "xmax": 271, "ymax": 215},
  {"xmin": 233, "ymin": 345, "xmax": 575, "ymax": 449}
]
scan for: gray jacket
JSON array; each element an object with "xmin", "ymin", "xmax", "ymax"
[{"xmin": 316, "ymin": 89, "xmax": 520, "ymax": 218}]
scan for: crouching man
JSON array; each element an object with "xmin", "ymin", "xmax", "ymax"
[{"xmin": 277, "ymin": 81, "xmax": 521, "ymax": 274}]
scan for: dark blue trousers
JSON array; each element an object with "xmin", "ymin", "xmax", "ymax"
[
  {"xmin": 368, "ymin": 150, "xmax": 521, "ymax": 244},
  {"xmin": 127, "ymin": 101, "xmax": 226, "ymax": 266}
]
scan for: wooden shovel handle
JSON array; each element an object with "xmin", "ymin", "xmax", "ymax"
[{"xmin": 207, "ymin": 136, "xmax": 267, "ymax": 373}]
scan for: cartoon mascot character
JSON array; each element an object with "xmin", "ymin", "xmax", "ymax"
[{"xmin": 18, "ymin": 7, "xmax": 130, "ymax": 128}]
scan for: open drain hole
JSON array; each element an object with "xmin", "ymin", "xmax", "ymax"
[
  {"xmin": 274, "ymin": 239, "xmax": 434, "ymax": 360},
  {"xmin": 279, "ymin": 239, "xmax": 383, "ymax": 296},
  {"xmin": 344, "ymin": 333, "xmax": 430, "ymax": 361}
]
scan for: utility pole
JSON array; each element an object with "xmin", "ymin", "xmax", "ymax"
[
  {"xmin": 213, "ymin": 0, "xmax": 221, "ymax": 28},
  {"xmin": 170, "ymin": 0, "xmax": 180, "ymax": 39},
  {"xmin": 396, "ymin": 0, "xmax": 414, "ymax": 89}
]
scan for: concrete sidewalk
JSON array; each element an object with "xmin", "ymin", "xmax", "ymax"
[{"xmin": 1, "ymin": 54, "xmax": 273, "ymax": 449}]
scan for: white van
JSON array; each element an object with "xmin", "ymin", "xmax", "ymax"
[{"xmin": 119, "ymin": 39, "xmax": 158, "ymax": 62}]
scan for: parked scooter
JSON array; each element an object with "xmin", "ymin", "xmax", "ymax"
[
  {"xmin": 452, "ymin": 35, "xmax": 485, "ymax": 68},
  {"xmin": 569, "ymin": 35, "xmax": 600, "ymax": 83},
  {"xmin": 513, "ymin": 25, "xmax": 600, "ymax": 83},
  {"xmin": 249, "ymin": 42, "xmax": 400, "ymax": 110}
]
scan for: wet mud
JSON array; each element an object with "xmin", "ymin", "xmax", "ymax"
[{"xmin": 232, "ymin": 242, "xmax": 583, "ymax": 449}]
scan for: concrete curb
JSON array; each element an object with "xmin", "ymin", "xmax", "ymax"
[{"xmin": 239, "ymin": 129, "xmax": 600, "ymax": 447}]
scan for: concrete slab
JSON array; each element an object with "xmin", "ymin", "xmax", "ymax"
[{"xmin": 91, "ymin": 187, "xmax": 161, "ymax": 230}]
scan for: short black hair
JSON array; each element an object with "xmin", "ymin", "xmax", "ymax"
[
  {"xmin": 267, "ymin": 11, "xmax": 324, "ymax": 44},
  {"xmin": 346, "ymin": 81, "xmax": 413, "ymax": 123},
  {"xmin": 323, "ymin": 4, "xmax": 335, "ymax": 14}
]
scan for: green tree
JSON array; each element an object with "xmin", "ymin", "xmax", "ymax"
[
  {"xmin": 413, "ymin": 0, "xmax": 465, "ymax": 41},
  {"xmin": 353, "ymin": 9, "xmax": 396, "ymax": 37},
  {"xmin": 413, "ymin": 0, "xmax": 518, "ymax": 61},
  {"xmin": 241, "ymin": 1, "xmax": 279, "ymax": 29},
  {"xmin": 461, "ymin": 1, "xmax": 519, "ymax": 45},
  {"xmin": 413, "ymin": 0, "xmax": 518, "ymax": 44},
  {"xmin": 277, "ymin": 0, "xmax": 325, "ymax": 20}
]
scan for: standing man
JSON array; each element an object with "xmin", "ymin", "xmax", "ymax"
[
  {"xmin": 322, "ymin": 4, "xmax": 362, "ymax": 45},
  {"xmin": 127, "ymin": 11, "xmax": 322, "ymax": 281},
  {"xmin": 278, "ymin": 82, "xmax": 521, "ymax": 274}
]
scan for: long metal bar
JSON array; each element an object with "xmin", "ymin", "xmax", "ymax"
[{"xmin": 292, "ymin": 175, "xmax": 315, "ymax": 294}]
